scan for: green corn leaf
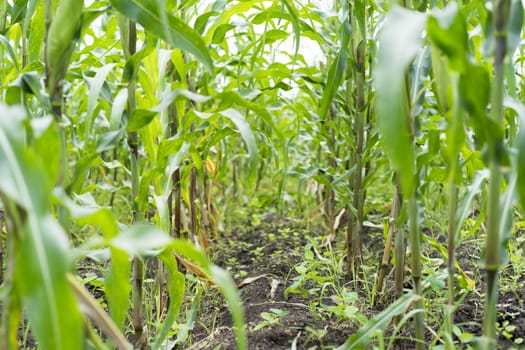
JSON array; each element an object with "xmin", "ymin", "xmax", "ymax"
[
  {"xmin": 204, "ymin": 0, "xmax": 260, "ymax": 44},
  {"xmin": 171, "ymin": 240, "xmax": 247, "ymax": 350},
  {"xmin": 410, "ymin": 47, "xmax": 431, "ymax": 114},
  {"xmin": 458, "ymin": 63, "xmax": 494, "ymax": 147},
  {"xmin": 335, "ymin": 293, "xmax": 420, "ymax": 350},
  {"xmin": 8, "ymin": 0, "xmax": 28, "ymax": 26},
  {"xmin": 0, "ymin": 104, "xmax": 83, "ymax": 350},
  {"xmin": 105, "ymin": 248, "xmax": 131, "ymax": 330},
  {"xmin": 15, "ymin": 71, "xmax": 42, "ymax": 97},
  {"xmin": 507, "ymin": 0, "xmax": 524, "ymax": 56},
  {"xmin": 127, "ymin": 109, "xmax": 158, "ymax": 132},
  {"xmin": 109, "ymin": 0, "xmax": 214, "ymax": 74},
  {"xmin": 219, "ymin": 108, "xmax": 258, "ymax": 186},
  {"xmin": 32, "ymin": 116, "xmax": 61, "ymax": 186},
  {"xmin": 85, "ymin": 63, "xmax": 117, "ymax": 146},
  {"xmin": 87, "ymin": 64, "xmax": 116, "ymax": 122},
  {"xmin": 211, "ymin": 23, "xmax": 236, "ymax": 44},
  {"xmin": 455, "ymin": 170, "xmax": 489, "ymax": 241},
  {"xmin": 152, "ymin": 250, "xmax": 185, "ymax": 350},
  {"xmin": 52, "ymin": 187, "xmax": 120, "ymax": 239},
  {"xmin": 375, "ymin": 7, "xmax": 427, "ymax": 196},
  {"xmin": 110, "ymin": 224, "xmax": 174, "ymax": 256},
  {"xmin": 505, "ymin": 97, "xmax": 525, "ymax": 215},
  {"xmin": 15, "ymin": 216, "xmax": 84, "ymax": 350},
  {"xmin": 172, "ymin": 239, "xmax": 210, "ymax": 268},
  {"xmin": 0, "ymin": 34, "xmax": 20, "ymax": 72},
  {"xmin": 281, "ymin": 0, "xmax": 301, "ymax": 59},
  {"xmin": 353, "ymin": 0, "xmax": 366, "ymax": 39},
  {"xmin": 264, "ymin": 29, "xmax": 289, "ymax": 44},
  {"xmin": 123, "ymin": 34, "xmax": 157, "ymax": 83},
  {"xmin": 499, "ymin": 171, "xmax": 516, "ymax": 266},
  {"xmin": 319, "ymin": 18, "xmax": 350, "ymax": 121},
  {"xmin": 28, "ymin": 1, "xmax": 45, "ymax": 63},
  {"xmin": 81, "ymin": 5, "xmax": 112, "ymax": 33},
  {"xmin": 45, "ymin": 0, "xmax": 83, "ymax": 97},
  {"xmin": 210, "ymin": 265, "xmax": 247, "ymax": 350},
  {"xmin": 194, "ymin": 11, "xmax": 219, "ymax": 35},
  {"xmin": 96, "ymin": 129, "xmax": 125, "ymax": 153},
  {"xmin": 66, "ymin": 153, "xmax": 99, "ymax": 195},
  {"xmin": 110, "ymin": 88, "xmax": 129, "ymax": 130},
  {"xmin": 427, "ymin": 3, "xmax": 468, "ymax": 72},
  {"xmin": 126, "ymin": 88, "xmax": 211, "ymax": 132}
]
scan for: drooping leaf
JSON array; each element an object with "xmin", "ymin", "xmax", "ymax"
[
  {"xmin": 28, "ymin": 1, "xmax": 45, "ymax": 63},
  {"xmin": 126, "ymin": 109, "xmax": 157, "ymax": 132},
  {"xmin": 109, "ymin": 0, "xmax": 214, "ymax": 74},
  {"xmin": 458, "ymin": 63, "xmax": 494, "ymax": 147},
  {"xmin": 335, "ymin": 293, "xmax": 420, "ymax": 350},
  {"xmin": 319, "ymin": 18, "xmax": 350, "ymax": 121},
  {"xmin": 219, "ymin": 108, "xmax": 258, "ymax": 185},
  {"xmin": 96, "ymin": 129, "xmax": 125, "ymax": 152},
  {"xmin": 152, "ymin": 251, "xmax": 185, "ymax": 350},
  {"xmin": 105, "ymin": 248, "xmax": 131, "ymax": 330},
  {"xmin": 375, "ymin": 7, "xmax": 427, "ymax": 195},
  {"xmin": 0, "ymin": 104, "xmax": 83, "ymax": 350},
  {"xmin": 7, "ymin": 0, "xmax": 28, "ymax": 26},
  {"xmin": 427, "ymin": 3, "xmax": 468, "ymax": 72},
  {"xmin": 171, "ymin": 240, "xmax": 247, "ymax": 350},
  {"xmin": 126, "ymin": 88, "xmax": 212, "ymax": 132},
  {"xmin": 45, "ymin": 0, "xmax": 83, "ymax": 98},
  {"xmin": 0, "ymin": 34, "xmax": 21, "ymax": 72},
  {"xmin": 498, "ymin": 172, "xmax": 516, "ymax": 266},
  {"xmin": 281, "ymin": 0, "xmax": 301, "ymax": 58},
  {"xmin": 87, "ymin": 64, "xmax": 116, "ymax": 121},
  {"xmin": 110, "ymin": 224, "xmax": 174, "ymax": 256},
  {"xmin": 110, "ymin": 88, "xmax": 129, "ymax": 130},
  {"xmin": 204, "ymin": 0, "xmax": 260, "ymax": 45},
  {"xmin": 505, "ymin": 98, "xmax": 525, "ymax": 214},
  {"xmin": 123, "ymin": 34, "xmax": 157, "ymax": 83},
  {"xmin": 211, "ymin": 23, "xmax": 236, "ymax": 44},
  {"xmin": 455, "ymin": 170, "xmax": 489, "ymax": 241},
  {"xmin": 52, "ymin": 187, "xmax": 120, "ymax": 239},
  {"xmin": 210, "ymin": 265, "xmax": 247, "ymax": 350},
  {"xmin": 194, "ymin": 11, "xmax": 219, "ymax": 35}
]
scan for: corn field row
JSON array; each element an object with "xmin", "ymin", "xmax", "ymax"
[{"xmin": 0, "ymin": 0, "xmax": 524, "ymax": 349}]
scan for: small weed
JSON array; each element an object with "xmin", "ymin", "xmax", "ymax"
[{"xmin": 252, "ymin": 308, "xmax": 289, "ymax": 331}]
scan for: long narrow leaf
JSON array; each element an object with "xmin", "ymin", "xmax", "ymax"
[
  {"xmin": 219, "ymin": 108, "xmax": 258, "ymax": 186},
  {"xmin": 375, "ymin": 7, "xmax": 427, "ymax": 195},
  {"xmin": 319, "ymin": 19, "xmax": 350, "ymax": 121},
  {"xmin": 0, "ymin": 104, "xmax": 83, "ymax": 350},
  {"xmin": 335, "ymin": 293, "xmax": 420, "ymax": 350},
  {"xmin": 171, "ymin": 240, "xmax": 247, "ymax": 350},
  {"xmin": 281, "ymin": 0, "xmax": 301, "ymax": 59},
  {"xmin": 152, "ymin": 251, "xmax": 185, "ymax": 350},
  {"xmin": 110, "ymin": 0, "xmax": 214, "ymax": 74},
  {"xmin": 506, "ymin": 97, "xmax": 525, "ymax": 213}
]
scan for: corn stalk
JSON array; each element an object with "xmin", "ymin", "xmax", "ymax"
[
  {"xmin": 482, "ymin": 0, "xmax": 510, "ymax": 346},
  {"xmin": 119, "ymin": 18, "xmax": 145, "ymax": 348}
]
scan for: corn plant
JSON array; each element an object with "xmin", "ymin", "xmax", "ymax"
[
  {"xmin": 0, "ymin": 0, "xmax": 251, "ymax": 349},
  {"xmin": 3, "ymin": 0, "xmax": 525, "ymax": 349},
  {"xmin": 376, "ymin": 1, "xmax": 524, "ymax": 348}
]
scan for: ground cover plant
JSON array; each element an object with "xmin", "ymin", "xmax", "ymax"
[{"xmin": 1, "ymin": 0, "xmax": 525, "ymax": 349}]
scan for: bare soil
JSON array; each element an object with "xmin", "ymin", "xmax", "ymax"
[
  {"xmin": 185, "ymin": 214, "xmax": 356, "ymax": 349},
  {"xmin": 184, "ymin": 214, "xmax": 525, "ymax": 349}
]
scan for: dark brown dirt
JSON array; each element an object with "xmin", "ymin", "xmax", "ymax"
[
  {"xmin": 185, "ymin": 214, "xmax": 356, "ymax": 349},
  {"xmin": 184, "ymin": 215, "xmax": 525, "ymax": 350}
]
